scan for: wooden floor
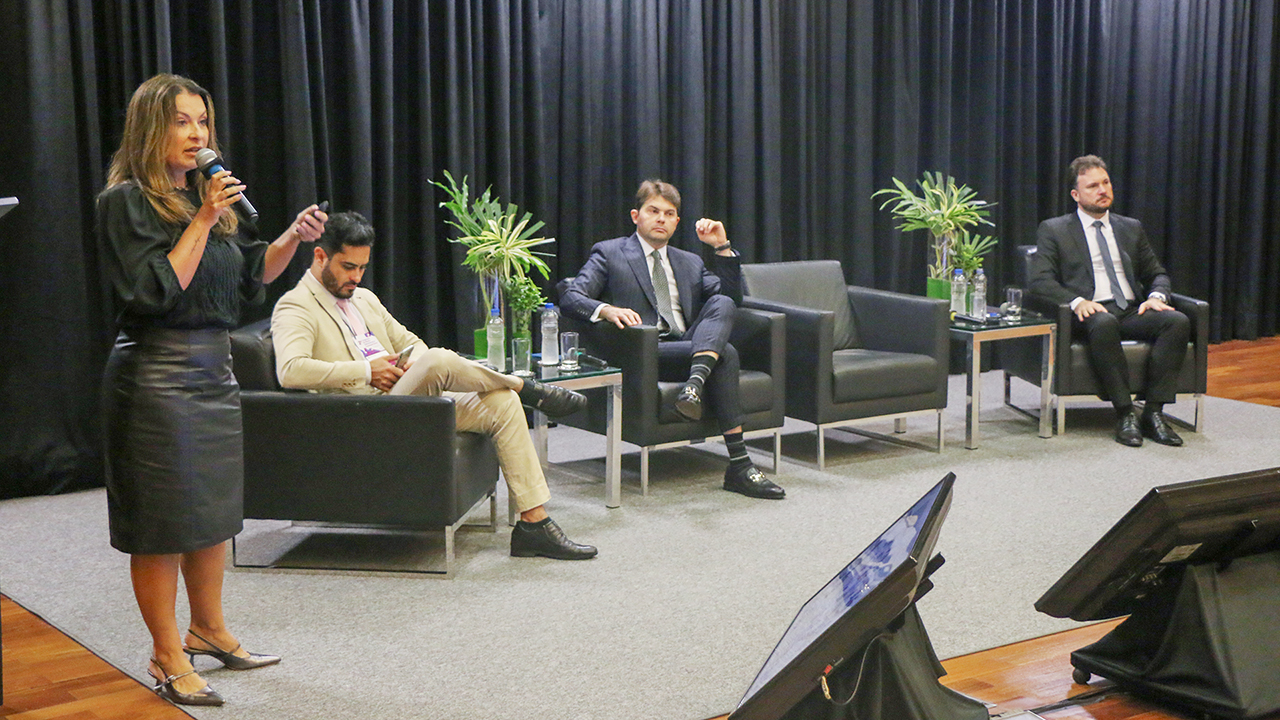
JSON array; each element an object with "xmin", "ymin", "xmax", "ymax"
[
  {"xmin": 0, "ymin": 595, "xmax": 190, "ymax": 719},
  {"xmin": 3, "ymin": 336, "xmax": 1278, "ymax": 719}
]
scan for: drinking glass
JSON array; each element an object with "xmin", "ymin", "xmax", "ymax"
[
  {"xmin": 511, "ymin": 337, "xmax": 534, "ymax": 377},
  {"xmin": 1002, "ymin": 287, "xmax": 1023, "ymax": 320},
  {"xmin": 558, "ymin": 332, "xmax": 580, "ymax": 371}
]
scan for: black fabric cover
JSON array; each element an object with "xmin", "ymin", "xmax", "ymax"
[
  {"xmin": 778, "ymin": 605, "xmax": 987, "ymax": 720},
  {"xmin": 742, "ymin": 261, "xmax": 860, "ymax": 350},
  {"xmin": 1070, "ymin": 550, "xmax": 1280, "ymax": 720}
]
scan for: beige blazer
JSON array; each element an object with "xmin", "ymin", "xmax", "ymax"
[{"xmin": 271, "ymin": 273, "xmax": 423, "ymax": 394}]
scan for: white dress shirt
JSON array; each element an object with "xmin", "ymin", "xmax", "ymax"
[{"xmin": 1073, "ymin": 208, "xmax": 1139, "ymax": 310}]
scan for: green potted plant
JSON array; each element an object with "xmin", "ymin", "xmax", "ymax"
[
  {"xmin": 951, "ymin": 228, "xmax": 999, "ymax": 275},
  {"xmin": 432, "ymin": 170, "xmax": 554, "ymax": 354},
  {"xmin": 873, "ymin": 172, "xmax": 996, "ymax": 299},
  {"xmin": 503, "ymin": 273, "xmax": 546, "ymax": 374}
]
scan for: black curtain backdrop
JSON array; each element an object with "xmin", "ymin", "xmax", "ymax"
[{"xmin": 2, "ymin": 0, "xmax": 1277, "ymax": 497}]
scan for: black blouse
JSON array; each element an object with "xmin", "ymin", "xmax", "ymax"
[{"xmin": 97, "ymin": 183, "xmax": 268, "ymax": 330}]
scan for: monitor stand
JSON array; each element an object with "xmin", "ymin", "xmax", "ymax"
[
  {"xmin": 781, "ymin": 605, "xmax": 988, "ymax": 720},
  {"xmin": 1070, "ymin": 549, "xmax": 1280, "ymax": 720}
]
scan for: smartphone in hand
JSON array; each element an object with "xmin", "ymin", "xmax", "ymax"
[{"xmin": 395, "ymin": 346, "xmax": 414, "ymax": 369}]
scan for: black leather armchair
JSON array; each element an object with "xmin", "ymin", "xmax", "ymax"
[
  {"xmin": 1001, "ymin": 245, "xmax": 1208, "ymax": 433},
  {"xmin": 228, "ymin": 319, "xmax": 499, "ymax": 576},
  {"xmin": 740, "ymin": 261, "xmax": 950, "ymax": 468},
  {"xmin": 554, "ymin": 283, "xmax": 786, "ymax": 494}
]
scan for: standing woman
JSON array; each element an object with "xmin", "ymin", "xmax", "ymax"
[{"xmin": 97, "ymin": 74, "xmax": 326, "ymax": 706}]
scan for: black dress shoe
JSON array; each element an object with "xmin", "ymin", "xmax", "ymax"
[
  {"xmin": 1140, "ymin": 410, "xmax": 1184, "ymax": 447},
  {"xmin": 148, "ymin": 659, "xmax": 225, "ymax": 707},
  {"xmin": 674, "ymin": 383, "xmax": 703, "ymax": 421},
  {"xmin": 1115, "ymin": 409, "xmax": 1144, "ymax": 447},
  {"xmin": 724, "ymin": 465, "xmax": 786, "ymax": 499},
  {"xmin": 510, "ymin": 518, "xmax": 598, "ymax": 560},
  {"xmin": 519, "ymin": 379, "xmax": 587, "ymax": 418},
  {"xmin": 185, "ymin": 629, "xmax": 281, "ymax": 670}
]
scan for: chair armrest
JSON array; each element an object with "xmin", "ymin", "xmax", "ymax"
[
  {"xmin": 1172, "ymin": 294, "xmax": 1210, "ymax": 391},
  {"xmin": 742, "ymin": 296, "xmax": 832, "ymax": 408},
  {"xmin": 240, "ymin": 391, "xmax": 460, "ymax": 440},
  {"xmin": 731, "ymin": 307, "xmax": 785, "ymax": 377},
  {"xmin": 1023, "ymin": 294, "xmax": 1077, "ymax": 381},
  {"xmin": 579, "ymin": 322, "xmax": 662, "ymax": 418},
  {"xmin": 741, "ymin": 297, "xmax": 833, "ymax": 358},
  {"xmin": 1171, "ymin": 293, "xmax": 1209, "ymax": 350},
  {"xmin": 239, "ymin": 391, "xmax": 475, "ymax": 525},
  {"xmin": 847, "ymin": 287, "xmax": 948, "ymax": 360}
]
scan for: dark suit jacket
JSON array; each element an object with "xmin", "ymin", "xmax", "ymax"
[
  {"xmin": 560, "ymin": 233, "xmax": 743, "ymax": 325},
  {"xmin": 1030, "ymin": 212, "xmax": 1171, "ymax": 306}
]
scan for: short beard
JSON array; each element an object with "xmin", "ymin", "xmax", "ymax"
[
  {"xmin": 321, "ymin": 262, "xmax": 354, "ymax": 298},
  {"xmin": 1078, "ymin": 197, "xmax": 1111, "ymax": 215}
]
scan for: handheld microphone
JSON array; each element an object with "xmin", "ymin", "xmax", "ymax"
[{"xmin": 194, "ymin": 148, "xmax": 258, "ymax": 220}]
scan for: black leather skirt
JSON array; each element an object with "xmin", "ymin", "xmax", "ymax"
[{"xmin": 102, "ymin": 327, "xmax": 244, "ymax": 554}]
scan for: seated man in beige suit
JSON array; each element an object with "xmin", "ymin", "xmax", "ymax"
[{"xmin": 272, "ymin": 211, "xmax": 596, "ymax": 560}]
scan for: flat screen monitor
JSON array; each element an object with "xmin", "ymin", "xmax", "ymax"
[
  {"xmin": 0, "ymin": 197, "xmax": 17, "ymax": 221},
  {"xmin": 1035, "ymin": 466, "xmax": 1280, "ymax": 622},
  {"xmin": 729, "ymin": 472, "xmax": 956, "ymax": 720}
]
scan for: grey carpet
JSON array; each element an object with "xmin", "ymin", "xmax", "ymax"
[{"xmin": 2, "ymin": 373, "xmax": 1278, "ymax": 720}]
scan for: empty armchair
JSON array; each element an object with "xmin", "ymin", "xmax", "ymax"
[
  {"xmin": 740, "ymin": 260, "xmax": 950, "ymax": 468},
  {"xmin": 228, "ymin": 319, "xmax": 499, "ymax": 576},
  {"xmin": 1001, "ymin": 245, "xmax": 1208, "ymax": 433}
]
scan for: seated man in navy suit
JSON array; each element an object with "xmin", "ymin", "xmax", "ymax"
[
  {"xmin": 561, "ymin": 179, "xmax": 785, "ymax": 499},
  {"xmin": 1030, "ymin": 155, "xmax": 1190, "ymax": 448}
]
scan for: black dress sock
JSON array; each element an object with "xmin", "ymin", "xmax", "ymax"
[
  {"xmin": 724, "ymin": 430, "xmax": 752, "ymax": 470},
  {"xmin": 687, "ymin": 354, "xmax": 716, "ymax": 392}
]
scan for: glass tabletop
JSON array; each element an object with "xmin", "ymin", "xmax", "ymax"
[
  {"xmin": 949, "ymin": 308, "xmax": 1055, "ymax": 333},
  {"xmin": 530, "ymin": 354, "xmax": 620, "ymax": 381},
  {"xmin": 465, "ymin": 353, "xmax": 620, "ymax": 381}
]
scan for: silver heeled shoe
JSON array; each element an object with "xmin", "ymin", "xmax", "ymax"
[
  {"xmin": 148, "ymin": 658, "xmax": 225, "ymax": 706},
  {"xmin": 184, "ymin": 629, "xmax": 282, "ymax": 670}
]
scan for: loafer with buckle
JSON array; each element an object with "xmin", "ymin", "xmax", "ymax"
[
  {"xmin": 1141, "ymin": 410, "xmax": 1183, "ymax": 447},
  {"xmin": 674, "ymin": 383, "xmax": 703, "ymax": 421},
  {"xmin": 724, "ymin": 465, "xmax": 786, "ymax": 499},
  {"xmin": 1115, "ymin": 408, "xmax": 1143, "ymax": 447},
  {"xmin": 510, "ymin": 518, "xmax": 598, "ymax": 560},
  {"xmin": 519, "ymin": 379, "xmax": 587, "ymax": 418}
]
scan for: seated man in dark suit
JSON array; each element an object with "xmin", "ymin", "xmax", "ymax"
[
  {"xmin": 1030, "ymin": 155, "xmax": 1190, "ymax": 447},
  {"xmin": 561, "ymin": 179, "xmax": 785, "ymax": 499}
]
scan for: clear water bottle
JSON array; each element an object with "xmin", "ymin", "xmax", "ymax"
[
  {"xmin": 486, "ymin": 308, "xmax": 505, "ymax": 370},
  {"xmin": 539, "ymin": 303, "xmax": 560, "ymax": 366},
  {"xmin": 950, "ymin": 268, "xmax": 967, "ymax": 316},
  {"xmin": 969, "ymin": 268, "xmax": 987, "ymax": 318}
]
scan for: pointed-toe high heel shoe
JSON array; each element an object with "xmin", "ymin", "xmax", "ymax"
[
  {"xmin": 185, "ymin": 629, "xmax": 282, "ymax": 671},
  {"xmin": 148, "ymin": 659, "xmax": 225, "ymax": 707}
]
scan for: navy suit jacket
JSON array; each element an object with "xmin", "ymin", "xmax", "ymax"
[
  {"xmin": 560, "ymin": 233, "xmax": 743, "ymax": 325},
  {"xmin": 1030, "ymin": 212, "xmax": 1171, "ymax": 307}
]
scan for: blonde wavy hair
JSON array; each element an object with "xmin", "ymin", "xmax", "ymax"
[{"xmin": 106, "ymin": 73, "xmax": 238, "ymax": 236}]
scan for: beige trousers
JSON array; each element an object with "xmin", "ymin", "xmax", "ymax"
[{"xmin": 389, "ymin": 347, "xmax": 550, "ymax": 512}]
